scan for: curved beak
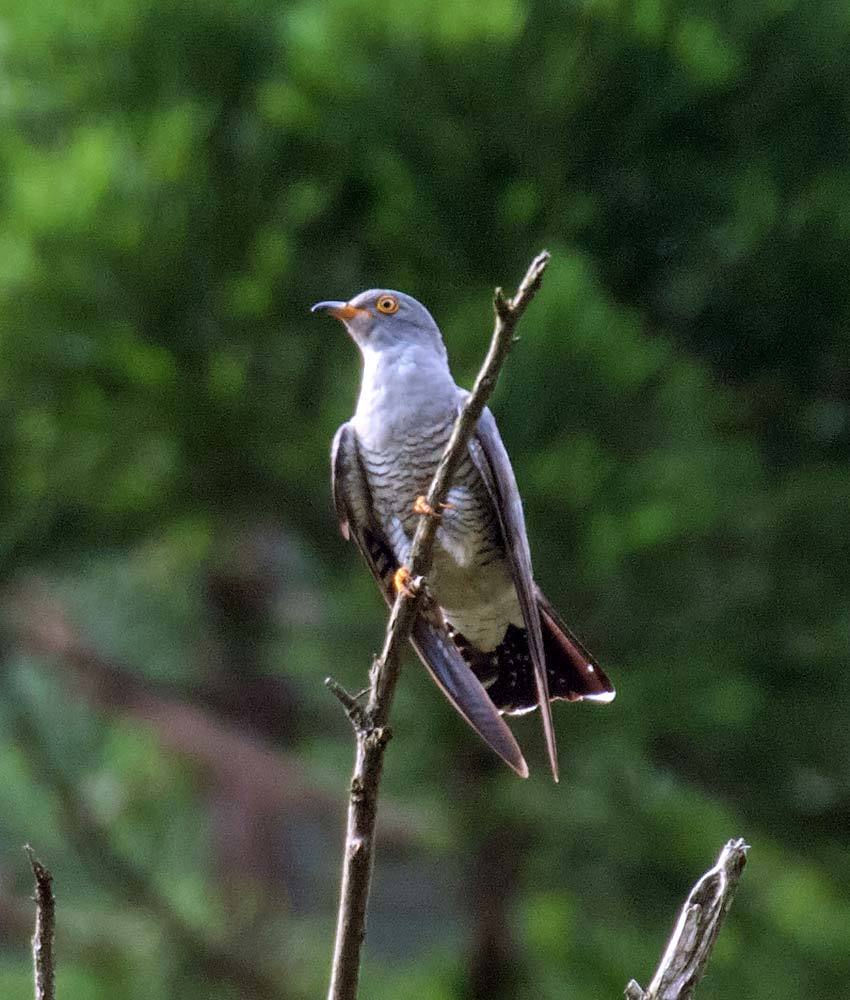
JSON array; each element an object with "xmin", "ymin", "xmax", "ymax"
[{"xmin": 310, "ymin": 300, "xmax": 371, "ymax": 321}]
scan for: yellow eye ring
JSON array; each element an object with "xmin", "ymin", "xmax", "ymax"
[{"xmin": 376, "ymin": 295, "xmax": 399, "ymax": 315}]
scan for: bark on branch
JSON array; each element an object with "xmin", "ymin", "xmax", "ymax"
[
  {"xmin": 625, "ymin": 838, "xmax": 749, "ymax": 1000},
  {"xmin": 326, "ymin": 251, "xmax": 551, "ymax": 1000},
  {"xmin": 25, "ymin": 847, "xmax": 56, "ymax": 1000}
]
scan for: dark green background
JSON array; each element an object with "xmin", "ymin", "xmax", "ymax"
[{"xmin": 1, "ymin": 0, "xmax": 847, "ymax": 996}]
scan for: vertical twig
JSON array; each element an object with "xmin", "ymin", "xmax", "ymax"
[
  {"xmin": 625, "ymin": 838, "xmax": 750, "ymax": 1000},
  {"xmin": 25, "ymin": 847, "xmax": 56, "ymax": 1000},
  {"xmin": 326, "ymin": 252, "xmax": 551, "ymax": 1000}
]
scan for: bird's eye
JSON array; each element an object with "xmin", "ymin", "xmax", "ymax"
[{"xmin": 376, "ymin": 295, "xmax": 399, "ymax": 315}]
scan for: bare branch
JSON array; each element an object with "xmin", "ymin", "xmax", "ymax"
[
  {"xmin": 625, "ymin": 838, "xmax": 749, "ymax": 1000},
  {"xmin": 327, "ymin": 252, "xmax": 550, "ymax": 1000},
  {"xmin": 25, "ymin": 847, "xmax": 56, "ymax": 1000}
]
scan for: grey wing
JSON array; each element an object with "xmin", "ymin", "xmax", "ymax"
[
  {"xmin": 467, "ymin": 405, "xmax": 560, "ymax": 782},
  {"xmin": 331, "ymin": 422, "xmax": 528, "ymax": 777}
]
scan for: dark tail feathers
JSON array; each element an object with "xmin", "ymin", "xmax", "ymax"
[{"xmin": 459, "ymin": 589, "xmax": 615, "ymax": 715}]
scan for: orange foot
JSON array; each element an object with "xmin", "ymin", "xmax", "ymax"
[
  {"xmin": 413, "ymin": 495, "xmax": 455, "ymax": 517},
  {"xmin": 393, "ymin": 566, "xmax": 420, "ymax": 598}
]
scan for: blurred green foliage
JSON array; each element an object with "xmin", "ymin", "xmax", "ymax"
[{"xmin": 0, "ymin": 0, "xmax": 848, "ymax": 996}]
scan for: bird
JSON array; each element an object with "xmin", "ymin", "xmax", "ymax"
[{"xmin": 312, "ymin": 288, "xmax": 614, "ymax": 779}]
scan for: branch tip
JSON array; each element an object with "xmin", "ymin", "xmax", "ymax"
[
  {"xmin": 25, "ymin": 845, "xmax": 53, "ymax": 893},
  {"xmin": 627, "ymin": 837, "xmax": 750, "ymax": 1000},
  {"xmin": 26, "ymin": 846, "xmax": 56, "ymax": 1000},
  {"xmin": 509, "ymin": 249, "xmax": 550, "ymax": 315},
  {"xmin": 325, "ymin": 676, "xmax": 367, "ymax": 729}
]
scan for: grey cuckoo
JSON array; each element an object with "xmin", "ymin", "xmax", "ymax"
[{"xmin": 312, "ymin": 288, "xmax": 614, "ymax": 779}]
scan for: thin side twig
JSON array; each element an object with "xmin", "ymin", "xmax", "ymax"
[
  {"xmin": 625, "ymin": 838, "xmax": 750, "ymax": 1000},
  {"xmin": 326, "ymin": 251, "xmax": 550, "ymax": 1000},
  {"xmin": 25, "ymin": 847, "xmax": 56, "ymax": 1000}
]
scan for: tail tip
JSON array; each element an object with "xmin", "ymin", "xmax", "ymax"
[{"xmin": 582, "ymin": 688, "xmax": 616, "ymax": 704}]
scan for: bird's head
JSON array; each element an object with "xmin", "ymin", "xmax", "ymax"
[{"xmin": 311, "ymin": 289, "xmax": 446, "ymax": 356}]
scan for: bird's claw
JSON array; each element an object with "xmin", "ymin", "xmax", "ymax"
[
  {"xmin": 413, "ymin": 495, "xmax": 454, "ymax": 518},
  {"xmin": 393, "ymin": 566, "xmax": 421, "ymax": 598}
]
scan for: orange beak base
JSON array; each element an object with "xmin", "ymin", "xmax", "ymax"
[{"xmin": 311, "ymin": 300, "xmax": 372, "ymax": 321}]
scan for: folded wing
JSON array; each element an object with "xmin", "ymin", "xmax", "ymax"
[
  {"xmin": 467, "ymin": 404, "xmax": 560, "ymax": 781},
  {"xmin": 331, "ymin": 422, "xmax": 529, "ymax": 777}
]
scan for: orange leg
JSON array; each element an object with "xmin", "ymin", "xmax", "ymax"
[
  {"xmin": 393, "ymin": 566, "xmax": 419, "ymax": 598},
  {"xmin": 413, "ymin": 495, "xmax": 455, "ymax": 517}
]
